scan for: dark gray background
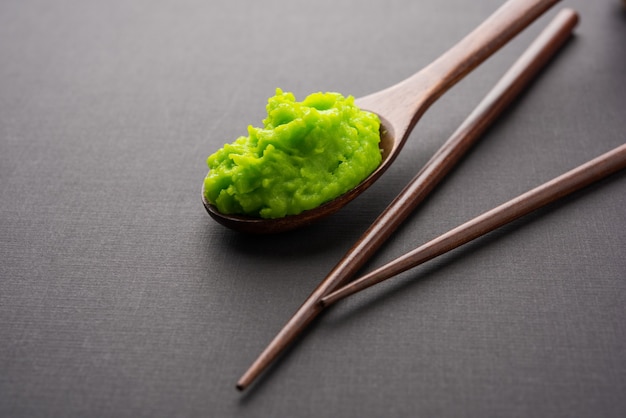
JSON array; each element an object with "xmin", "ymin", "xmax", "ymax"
[{"xmin": 1, "ymin": 0, "xmax": 625, "ymax": 417}]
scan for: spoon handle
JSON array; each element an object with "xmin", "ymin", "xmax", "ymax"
[
  {"xmin": 427, "ymin": 0, "xmax": 560, "ymax": 96},
  {"xmin": 322, "ymin": 142, "xmax": 626, "ymax": 307},
  {"xmin": 364, "ymin": 0, "xmax": 561, "ymax": 134},
  {"xmin": 235, "ymin": 8, "xmax": 577, "ymax": 391},
  {"xmin": 321, "ymin": 7, "xmax": 579, "ymax": 301}
]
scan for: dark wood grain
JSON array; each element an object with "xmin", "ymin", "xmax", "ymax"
[
  {"xmin": 205, "ymin": 0, "xmax": 560, "ymax": 235},
  {"xmin": 235, "ymin": 3, "xmax": 574, "ymax": 391}
]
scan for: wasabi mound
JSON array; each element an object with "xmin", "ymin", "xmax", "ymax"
[{"xmin": 204, "ymin": 88, "xmax": 381, "ymax": 219}]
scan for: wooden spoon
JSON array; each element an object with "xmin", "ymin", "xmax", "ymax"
[{"xmin": 203, "ymin": 0, "xmax": 560, "ymax": 234}]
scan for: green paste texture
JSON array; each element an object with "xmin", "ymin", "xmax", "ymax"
[{"xmin": 204, "ymin": 88, "xmax": 381, "ymax": 219}]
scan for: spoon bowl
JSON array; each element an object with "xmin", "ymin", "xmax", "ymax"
[
  {"xmin": 203, "ymin": 0, "xmax": 560, "ymax": 233},
  {"xmin": 202, "ymin": 117, "xmax": 396, "ymax": 234}
]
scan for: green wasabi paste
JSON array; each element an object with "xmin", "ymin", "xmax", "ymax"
[{"xmin": 203, "ymin": 88, "xmax": 381, "ymax": 219}]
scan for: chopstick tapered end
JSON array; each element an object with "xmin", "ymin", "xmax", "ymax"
[
  {"xmin": 236, "ymin": 371, "xmax": 254, "ymax": 391},
  {"xmin": 234, "ymin": 302, "xmax": 325, "ymax": 391},
  {"xmin": 319, "ymin": 291, "xmax": 340, "ymax": 308}
]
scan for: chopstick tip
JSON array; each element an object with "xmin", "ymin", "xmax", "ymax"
[
  {"xmin": 319, "ymin": 293, "xmax": 337, "ymax": 307},
  {"xmin": 236, "ymin": 375, "xmax": 250, "ymax": 391}
]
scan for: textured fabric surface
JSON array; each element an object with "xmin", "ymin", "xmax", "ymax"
[{"xmin": 1, "ymin": 1, "xmax": 625, "ymax": 417}]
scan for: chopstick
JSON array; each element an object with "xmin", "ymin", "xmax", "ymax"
[
  {"xmin": 321, "ymin": 142, "xmax": 626, "ymax": 307},
  {"xmin": 236, "ymin": 9, "xmax": 579, "ymax": 391}
]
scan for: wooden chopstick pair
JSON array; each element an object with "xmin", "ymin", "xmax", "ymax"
[
  {"xmin": 237, "ymin": 9, "xmax": 584, "ymax": 391},
  {"xmin": 321, "ymin": 142, "xmax": 626, "ymax": 306}
]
